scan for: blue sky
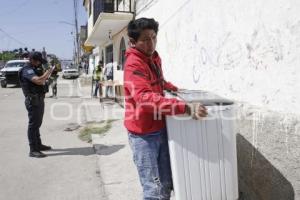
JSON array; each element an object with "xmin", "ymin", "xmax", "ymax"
[{"xmin": 0, "ymin": 0, "xmax": 87, "ymax": 59}]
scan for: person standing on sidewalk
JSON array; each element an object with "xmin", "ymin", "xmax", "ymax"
[
  {"xmin": 93, "ymin": 60, "xmax": 103, "ymax": 97},
  {"xmin": 19, "ymin": 52, "xmax": 52, "ymax": 158},
  {"xmin": 84, "ymin": 61, "xmax": 89, "ymax": 74},
  {"xmin": 49, "ymin": 60, "xmax": 59, "ymax": 98},
  {"xmin": 124, "ymin": 18, "xmax": 207, "ymax": 200},
  {"xmin": 103, "ymin": 59, "xmax": 113, "ymax": 97}
]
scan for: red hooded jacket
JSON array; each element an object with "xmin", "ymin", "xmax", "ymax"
[{"xmin": 124, "ymin": 48, "xmax": 186, "ymax": 134}]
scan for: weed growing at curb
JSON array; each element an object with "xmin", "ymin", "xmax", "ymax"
[{"xmin": 79, "ymin": 119, "xmax": 118, "ymax": 143}]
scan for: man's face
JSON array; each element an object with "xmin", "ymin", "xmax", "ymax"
[
  {"xmin": 133, "ymin": 29, "xmax": 157, "ymax": 57},
  {"xmin": 30, "ymin": 59, "xmax": 41, "ymax": 67}
]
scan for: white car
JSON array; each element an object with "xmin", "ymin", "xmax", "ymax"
[
  {"xmin": 0, "ymin": 60, "xmax": 29, "ymax": 88},
  {"xmin": 62, "ymin": 67, "xmax": 79, "ymax": 79}
]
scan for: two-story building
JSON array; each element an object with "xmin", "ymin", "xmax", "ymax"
[{"xmin": 83, "ymin": 0, "xmax": 133, "ymax": 83}]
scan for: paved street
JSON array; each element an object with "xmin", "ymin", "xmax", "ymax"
[{"xmin": 0, "ymin": 78, "xmax": 102, "ymax": 200}]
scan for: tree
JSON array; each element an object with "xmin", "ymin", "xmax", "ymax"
[{"xmin": 0, "ymin": 51, "xmax": 17, "ymax": 62}]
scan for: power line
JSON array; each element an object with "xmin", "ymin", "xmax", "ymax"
[{"xmin": 0, "ymin": 28, "xmax": 27, "ymax": 47}]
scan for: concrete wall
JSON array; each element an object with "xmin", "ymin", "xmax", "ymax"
[
  {"xmin": 235, "ymin": 104, "xmax": 300, "ymax": 200},
  {"xmin": 112, "ymin": 28, "xmax": 129, "ymax": 84},
  {"xmin": 136, "ymin": 0, "xmax": 300, "ymax": 115},
  {"xmin": 135, "ymin": 0, "xmax": 300, "ymax": 199}
]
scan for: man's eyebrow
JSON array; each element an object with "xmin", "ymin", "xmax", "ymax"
[{"xmin": 141, "ymin": 34, "xmax": 156, "ymax": 38}]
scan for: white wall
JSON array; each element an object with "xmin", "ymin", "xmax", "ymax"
[
  {"xmin": 88, "ymin": 56, "xmax": 94, "ymax": 74},
  {"xmin": 136, "ymin": 0, "xmax": 300, "ymax": 115},
  {"xmin": 89, "ymin": 46, "xmax": 100, "ymax": 74},
  {"xmin": 112, "ymin": 28, "xmax": 129, "ymax": 84}
]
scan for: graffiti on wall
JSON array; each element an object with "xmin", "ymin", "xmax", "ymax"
[
  {"xmin": 192, "ymin": 32, "xmax": 243, "ymax": 83},
  {"xmin": 192, "ymin": 22, "xmax": 300, "ymax": 84},
  {"xmin": 246, "ymin": 26, "xmax": 284, "ymax": 69}
]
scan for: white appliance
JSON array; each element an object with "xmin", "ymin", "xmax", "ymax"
[{"xmin": 166, "ymin": 90, "xmax": 239, "ymax": 200}]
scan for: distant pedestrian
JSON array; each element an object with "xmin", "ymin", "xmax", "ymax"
[
  {"xmin": 104, "ymin": 59, "xmax": 113, "ymax": 97},
  {"xmin": 24, "ymin": 47, "xmax": 29, "ymax": 53},
  {"xmin": 19, "ymin": 51, "xmax": 52, "ymax": 158},
  {"xmin": 49, "ymin": 60, "xmax": 59, "ymax": 97},
  {"xmin": 22, "ymin": 47, "xmax": 30, "ymax": 59},
  {"xmin": 42, "ymin": 47, "xmax": 47, "ymax": 60},
  {"xmin": 93, "ymin": 61, "xmax": 103, "ymax": 97},
  {"xmin": 78, "ymin": 63, "xmax": 82, "ymax": 72},
  {"xmin": 84, "ymin": 62, "xmax": 89, "ymax": 74}
]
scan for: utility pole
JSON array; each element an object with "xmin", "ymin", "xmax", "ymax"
[{"xmin": 73, "ymin": 0, "xmax": 80, "ymax": 68}]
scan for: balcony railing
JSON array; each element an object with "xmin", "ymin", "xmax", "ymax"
[{"xmin": 93, "ymin": 0, "xmax": 133, "ymax": 25}]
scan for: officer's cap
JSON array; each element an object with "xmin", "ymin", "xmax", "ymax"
[{"xmin": 29, "ymin": 51, "xmax": 47, "ymax": 64}]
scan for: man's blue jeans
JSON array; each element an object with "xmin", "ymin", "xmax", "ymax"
[{"xmin": 128, "ymin": 128, "xmax": 173, "ymax": 200}]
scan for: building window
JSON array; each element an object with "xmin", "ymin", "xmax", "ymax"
[{"xmin": 118, "ymin": 37, "xmax": 126, "ymax": 70}]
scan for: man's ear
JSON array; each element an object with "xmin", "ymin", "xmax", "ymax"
[{"xmin": 129, "ymin": 38, "xmax": 136, "ymax": 47}]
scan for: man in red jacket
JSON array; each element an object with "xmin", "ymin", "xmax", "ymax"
[{"xmin": 124, "ymin": 18, "xmax": 207, "ymax": 200}]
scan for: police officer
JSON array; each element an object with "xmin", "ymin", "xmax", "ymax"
[{"xmin": 19, "ymin": 52, "xmax": 52, "ymax": 158}]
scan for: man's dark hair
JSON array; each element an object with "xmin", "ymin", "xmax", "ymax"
[{"xmin": 127, "ymin": 18, "xmax": 159, "ymax": 41}]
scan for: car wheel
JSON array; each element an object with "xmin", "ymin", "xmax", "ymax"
[{"xmin": 1, "ymin": 81, "xmax": 7, "ymax": 88}]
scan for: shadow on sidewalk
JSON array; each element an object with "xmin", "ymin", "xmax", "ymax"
[
  {"xmin": 47, "ymin": 147, "xmax": 95, "ymax": 156},
  {"xmin": 94, "ymin": 144, "xmax": 125, "ymax": 155}
]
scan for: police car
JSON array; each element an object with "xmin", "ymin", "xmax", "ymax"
[{"xmin": 0, "ymin": 60, "xmax": 29, "ymax": 88}]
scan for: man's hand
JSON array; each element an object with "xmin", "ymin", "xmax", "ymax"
[
  {"xmin": 185, "ymin": 102, "xmax": 208, "ymax": 120},
  {"xmin": 31, "ymin": 70, "xmax": 51, "ymax": 85},
  {"xmin": 45, "ymin": 69, "xmax": 52, "ymax": 78}
]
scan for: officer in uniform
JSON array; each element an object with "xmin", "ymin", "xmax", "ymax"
[{"xmin": 19, "ymin": 52, "xmax": 52, "ymax": 158}]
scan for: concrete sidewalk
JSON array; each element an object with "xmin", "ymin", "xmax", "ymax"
[
  {"xmin": 79, "ymin": 77, "xmax": 177, "ymax": 200},
  {"xmin": 79, "ymin": 78, "xmax": 142, "ymax": 200},
  {"xmin": 92, "ymin": 118, "xmax": 142, "ymax": 200},
  {"xmin": 88, "ymin": 101, "xmax": 176, "ymax": 200}
]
